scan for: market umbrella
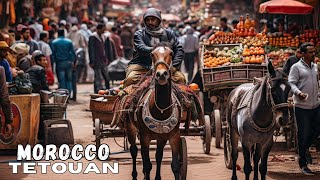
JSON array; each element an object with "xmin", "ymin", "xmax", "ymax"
[
  {"xmin": 161, "ymin": 14, "xmax": 181, "ymax": 21},
  {"xmin": 259, "ymin": 0, "xmax": 314, "ymax": 14}
]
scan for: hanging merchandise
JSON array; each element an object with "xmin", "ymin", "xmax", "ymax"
[{"xmin": 9, "ymin": 0, "xmax": 16, "ymax": 24}]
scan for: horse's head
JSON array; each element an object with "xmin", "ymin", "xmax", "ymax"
[
  {"xmin": 151, "ymin": 42, "xmax": 173, "ymax": 85},
  {"xmin": 267, "ymin": 62, "xmax": 291, "ymax": 127}
]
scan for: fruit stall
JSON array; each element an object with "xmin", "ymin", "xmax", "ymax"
[{"xmin": 200, "ymin": 14, "xmax": 270, "ymax": 148}]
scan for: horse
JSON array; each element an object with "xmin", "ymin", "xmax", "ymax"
[
  {"xmin": 226, "ymin": 62, "xmax": 291, "ymax": 180},
  {"xmin": 125, "ymin": 42, "xmax": 183, "ymax": 180}
]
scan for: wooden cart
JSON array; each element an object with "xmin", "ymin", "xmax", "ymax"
[
  {"xmin": 89, "ymin": 94, "xmax": 128, "ymax": 150},
  {"xmin": 200, "ymin": 44, "xmax": 268, "ymax": 148}
]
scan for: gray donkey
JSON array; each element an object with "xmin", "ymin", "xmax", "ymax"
[{"xmin": 225, "ymin": 62, "xmax": 291, "ymax": 180}]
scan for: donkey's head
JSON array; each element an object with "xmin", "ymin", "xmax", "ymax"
[
  {"xmin": 267, "ymin": 62, "xmax": 291, "ymax": 127},
  {"xmin": 151, "ymin": 42, "xmax": 173, "ymax": 85}
]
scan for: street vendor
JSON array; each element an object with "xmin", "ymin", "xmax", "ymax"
[
  {"xmin": 0, "ymin": 66, "xmax": 13, "ymax": 133},
  {"xmin": 123, "ymin": 7, "xmax": 185, "ymax": 87}
]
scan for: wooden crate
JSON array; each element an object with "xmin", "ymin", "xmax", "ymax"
[
  {"xmin": 200, "ymin": 44, "xmax": 268, "ymax": 91},
  {"xmin": 201, "ymin": 64, "xmax": 267, "ymax": 91}
]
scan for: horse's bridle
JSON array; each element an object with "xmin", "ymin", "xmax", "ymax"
[
  {"xmin": 266, "ymin": 75, "xmax": 290, "ymax": 114},
  {"xmin": 152, "ymin": 50, "xmax": 174, "ymax": 114}
]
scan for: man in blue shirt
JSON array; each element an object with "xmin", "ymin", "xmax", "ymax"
[
  {"xmin": 51, "ymin": 29, "xmax": 76, "ymax": 93},
  {"xmin": 0, "ymin": 41, "xmax": 12, "ymax": 82}
]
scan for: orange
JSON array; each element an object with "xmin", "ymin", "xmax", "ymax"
[{"xmin": 189, "ymin": 83, "xmax": 200, "ymax": 91}]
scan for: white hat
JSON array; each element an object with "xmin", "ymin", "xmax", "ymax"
[
  {"xmin": 59, "ymin": 20, "xmax": 67, "ymax": 25},
  {"xmin": 11, "ymin": 43, "xmax": 30, "ymax": 55}
]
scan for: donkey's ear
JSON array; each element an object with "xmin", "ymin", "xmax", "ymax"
[{"xmin": 267, "ymin": 60, "xmax": 276, "ymax": 77}]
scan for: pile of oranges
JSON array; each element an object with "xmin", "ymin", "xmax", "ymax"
[
  {"xmin": 243, "ymin": 55, "xmax": 265, "ymax": 64},
  {"xmin": 203, "ymin": 56, "xmax": 231, "ymax": 68},
  {"xmin": 243, "ymin": 47, "xmax": 265, "ymax": 56}
]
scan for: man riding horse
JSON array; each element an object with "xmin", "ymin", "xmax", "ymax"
[{"xmin": 124, "ymin": 8, "xmax": 186, "ymax": 87}]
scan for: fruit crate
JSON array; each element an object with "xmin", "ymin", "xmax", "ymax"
[
  {"xmin": 89, "ymin": 94, "xmax": 117, "ymax": 125},
  {"xmin": 200, "ymin": 44, "xmax": 268, "ymax": 91}
]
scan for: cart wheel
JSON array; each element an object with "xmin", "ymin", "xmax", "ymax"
[
  {"xmin": 179, "ymin": 137, "xmax": 187, "ymax": 180},
  {"xmin": 95, "ymin": 118, "xmax": 101, "ymax": 149},
  {"xmin": 224, "ymin": 126, "xmax": 233, "ymax": 169},
  {"xmin": 203, "ymin": 115, "xmax": 212, "ymax": 154},
  {"xmin": 214, "ymin": 109, "xmax": 222, "ymax": 148}
]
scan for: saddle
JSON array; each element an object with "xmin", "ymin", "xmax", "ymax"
[{"xmin": 111, "ymin": 76, "xmax": 203, "ymax": 128}]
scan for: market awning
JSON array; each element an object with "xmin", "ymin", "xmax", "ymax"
[
  {"xmin": 259, "ymin": 0, "xmax": 314, "ymax": 14},
  {"xmin": 109, "ymin": 0, "xmax": 131, "ymax": 6}
]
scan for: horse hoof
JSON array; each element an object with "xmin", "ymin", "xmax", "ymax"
[
  {"xmin": 231, "ymin": 176, "xmax": 238, "ymax": 180},
  {"xmin": 155, "ymin": 177, "xmax": 161, "ymax": 180}
]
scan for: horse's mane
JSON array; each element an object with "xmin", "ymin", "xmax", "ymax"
[{"xmin": 153, "ymin": 42, "xmax": 172, "ymax": 50}]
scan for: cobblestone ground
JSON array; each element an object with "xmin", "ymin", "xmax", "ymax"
[{"xmin": 1, "ymin": 84, "xmax": 320, "ymax": 180}]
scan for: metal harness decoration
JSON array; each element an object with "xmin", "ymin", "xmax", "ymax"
[{"xmin": 141, "ymin": 89, "xmax": 180, "ymax": 134}]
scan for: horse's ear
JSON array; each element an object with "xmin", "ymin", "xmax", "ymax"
[{"xmin": 267, "ymin": 60, "xmax": 276, "ymax": 77}]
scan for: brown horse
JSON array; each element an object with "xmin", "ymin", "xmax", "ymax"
[{"xmin": 125, "ymin": 42, "xmax": 183, "ymax": 180}]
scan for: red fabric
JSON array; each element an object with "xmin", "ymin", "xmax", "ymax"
[
  {"xmin": 259, "ymin": 0, "xmax": 313, "ymax": 14},
  {"xmin": 45, "ymin": 56, "xmax": 54, "ymax": 85},
  {"xmin": 109, "ymin": 0, "xmax": 131, "ymax": 5}
]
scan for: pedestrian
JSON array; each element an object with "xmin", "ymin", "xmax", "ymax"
[
  {"xmin": 180, "ymin": 26, "xmax": 199, "ymax": 83},
  {"xmin": 26, "ymin": 52, "xmax": 49, "ymax": 93},
  {"xmin": 29, "ymin": 18, "xmax": 44, "ymax": 41},
  {"xmin": 38, "ymin": 31, "xmax": 54, "ymax": 85},
  {"xmin": 51, "ymin": 29, "xmax": 76, "ymax": 94},
  {"xmin": 11, "ymin": 43, "xmax": 31, "ymax": 73},
  {"xmin": 288, "ymin": 42, "xmax": 320, "ymax": 175},
  {"xmin": 0, "ymin": 41, "xmax": 12, "ymax": 82},
  {"xmin": 110, "ymin": 26, "xmax": 123, "ymax": 58},
  {"xmin": 124, "ymin": 7, "xmax": 185, "ymax": 87},
  {"xmin": 283, "ymin": 48, "xmax": 302, "ymax": 75},
  {"xmin": 79, "ymin": 24, "xmax": 92, "ymax": 83},
  {"xmin": 18, "ymin": 27, "xmax": 39, "ymax": 54},
  {"xmin": 0, "ymin": 66, "xmax": 13, "ymax": 134},
  {"xmin": 120, "ymin": 23, "xmax": 134, "ymax": 60},
  {"xmin": 88, "ymin": 23, "xmax": 117, "ymax": 93}
]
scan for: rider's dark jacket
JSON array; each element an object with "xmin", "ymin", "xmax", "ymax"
[{"xmin": 129, "ymin": 28, "xmax": 184, "ymax": 69}]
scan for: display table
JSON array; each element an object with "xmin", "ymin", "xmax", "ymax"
[{"xmin": 0, "ymin": 94, "xmax": 40, "ymax": 150}]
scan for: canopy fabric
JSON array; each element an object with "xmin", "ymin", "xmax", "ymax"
[
  {"xmin": 161, "ymin": 14, "xmax": 181, "ymax": 21},
  {"xmin": 109, "ymin": 0, "xmax": 131, "ymax": 5},
  {"xmin": 259, "ymin": 0, "xmax": 314, "ymax": 14}
]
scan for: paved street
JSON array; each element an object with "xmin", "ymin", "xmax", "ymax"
[{"xmin": 1, "ymin": 84, "xmax": 320, "ymax": 180}]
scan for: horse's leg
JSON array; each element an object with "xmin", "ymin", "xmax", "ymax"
[
  {"xmin": 242, "ymin": 143, "xmax": 252, "ymax": 180},
  {"xmin": 155, "ymin": 139, "xmax": 167, "ymax": 180},
  {"xmin": 253, "ymin": 144, "xmax": 261, "ymax": 180},
  {"xmin": 231, "ymin": 129, "xmax": 239, "ymax": 180},
  {"xmin": 259, "ymin": 139, "xmax": 273, "ymax": 180},
  {"xmin": 169, "ymin": 132, "xmax": 180, "ymax": 180},
  {"xmin": 127, "ymin": 123, "xmax": 138, "ymax": 180},
  {"xmin": 140, "ymin": 135, "xmax": 152, "ymax": 180}
]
